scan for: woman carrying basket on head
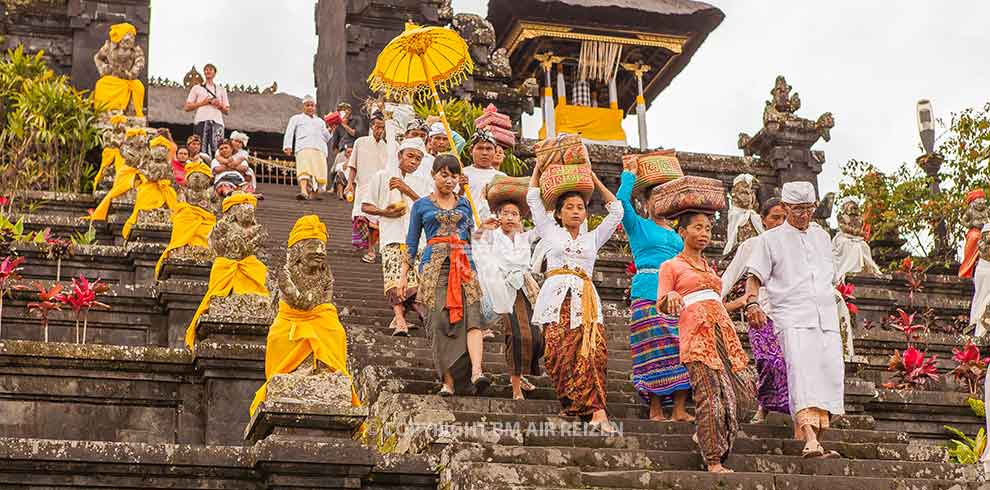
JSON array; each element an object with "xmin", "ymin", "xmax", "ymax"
[
  {"xmin": 617, "ymin": 155, "xmax": 693, "ymax": 422},
  {"xmin": 527, "ymin": 160, "xmax": 623, "ymax": 433}
]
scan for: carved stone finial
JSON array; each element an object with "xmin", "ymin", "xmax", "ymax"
[
  {"xmin": 453, "ymin": 13, "xmax": 496, "ymax": 67},
  {"xmin": 263, "ymin": 81, "xmax": 278, "ymax": 94},
  {"xmin": 184, "ymin": 66, "xmax": 203, "ymax": 88}
]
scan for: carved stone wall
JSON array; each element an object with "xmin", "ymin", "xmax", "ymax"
[
  {"xmin": 0, "ymin": 0, "xmax": 151, "ymax": 93},
  {"xmin": 314, "ymin": 0, "xmax": 452, "ymax": 116}
]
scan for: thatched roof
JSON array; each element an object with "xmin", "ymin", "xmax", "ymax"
[{"xmin": 147, "ymin": 86, "xmax": 303, "ymax": 135}]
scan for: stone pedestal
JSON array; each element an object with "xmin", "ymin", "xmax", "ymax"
[
  {"xmin": 245, "ymin": 371, "xmax": 368, "ymax": 443},
  {"xmin": 127, "ymin": 208, "xmax": 172, "ymax": 243}
]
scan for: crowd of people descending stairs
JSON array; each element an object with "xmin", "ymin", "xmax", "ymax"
[{"xmin": 245, "ymin": 124, "xmax": 870, "ymax": 475}]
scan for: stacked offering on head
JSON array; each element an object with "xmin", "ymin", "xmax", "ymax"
[
  {"xmin": 623, "ymin": 149, "xmax": 683, "ymax": 197},
  {"xmin": 654, "ymin": 176, "xmax": 726, "ymax": 219},
  {"xmin": 535, "ymin": 133, "xmax": 594, "ymax": 207},
  {"xmin": 474, "ymin": 103, "xmax": 516, "ymax": 148},
  {"xmin": 485, "ymin": 175, "xmax": 530, "ymax": 218}
]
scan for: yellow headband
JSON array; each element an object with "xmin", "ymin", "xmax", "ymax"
[
  {"xmin": 221, "ymin": 193, "xmax": 257, "ymax": 212},
  {"xmin": 288, "ymin": 215, "xmax": 328, "ymax": 247},
  {"xmin": 109, "ymin": 23, "xmax": 137, "ymax": 43},
  {"xmin": 184, "ymin": 161, "xmax": 212, "ymax": 179},
  {"xmin": 149, "ymin": 135, "xmax": 170, "ymax": 148},
  {"xmin": 109, "ymin": 115, "xmax": 127, "ymax": 126},
  {"xmin": 125, "ymin": 128, "xmax": 147, "ymax": 139}
]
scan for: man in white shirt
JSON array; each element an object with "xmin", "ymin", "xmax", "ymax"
[
  {"xmin": 348, "ymin": 113, "xmax": 388, "ymax": 262},
  {"xmin": 282, "ymin": 95, "xmax": 333, "ymax": 201},
  {"xmin": 414, "ymin": 121, "xmax": 466, "ymax": 182},
  {"xmin": 744, "ymin": 181, "xmax": 843, "ymax": 460},
  {"xmin": 462, "ymin": 129, "xmax": 507, "ymax": 221},
  {"xmin": 361, "ymin": 137, "xmax": 431, "ymax": 335},
  {"xmin": 183, "ymin": 63, "xmax": 229, "ymax": 158}
]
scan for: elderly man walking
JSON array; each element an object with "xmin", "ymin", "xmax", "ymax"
[
  {"xmin": 744, "ymin": 181, "xmax": 843, "ymax": 460},
  {"xmin": 283, "ymin": 95, "xmax": 333, "ymax": 201}
]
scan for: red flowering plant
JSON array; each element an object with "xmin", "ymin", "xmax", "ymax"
[
  {"xmin": 26, "ymin": 282, "xmax": 63, "ymax": 342},
  {"xmin": 836, "ymin": 283, "xmax": 859, "ymax": 316},
  {"xmin": 890, "ymin": 308, "xmax": 927, "ymax": 344},
  {"xmin": 883, "ymin": 345, "xmax": 940, "ymax": 390},
  {"xmin": 37, "ymin": 229, "xmax": 73, "ymax": 282},
  {"xmin": 59, "ymin": 275, "xmax": 110, "ymax": 344},
  {"xmin": 949, "ymin": 340, "xmax": 990, "ymax": 394},
  {"xmin": 897, "ymin": 257, "xmax": 926, "ymax": 307},
  {"xmin": 0, "ymin": 255, "xmax": 25, "ymax": 337}
]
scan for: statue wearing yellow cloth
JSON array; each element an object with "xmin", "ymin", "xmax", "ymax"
[
  {"xmin": 185, "ymin": 193, "xmax": 270, "ymax": 349},
  {"xmin": 93, "ymin": 22, "xmax": 146, "ymax": 117},
  {"xmin": 89, "ymin": 127, "xmax": 148, "ymax": 221},
  {"xmin": 121, "ymin": 134, "xmax": 178, "ymax": 239},
  {"xmin": 93, "ymin": 114, "xmax": 128, "ymax": 190},
  {"xmin": 250, "ymin": 215, "xmax": 361, "ymax": 415},
  {"xmin": 154, "ymin": 162, "xmax": 217, "ymax": 278}
]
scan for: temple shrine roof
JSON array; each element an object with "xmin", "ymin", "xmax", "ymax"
[{"xmin": 487, "ymin": 0, "xmax": 723, "ymax": 112}]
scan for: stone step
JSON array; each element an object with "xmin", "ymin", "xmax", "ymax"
[
  {"xmin": 440, "ymin": 444, "xmax": 964, "ymax": 478},
  {"xmin": 439, "ymin": 463, "xmax": 975, "ymax": 490}
]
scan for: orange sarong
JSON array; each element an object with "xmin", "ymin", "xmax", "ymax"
[{"xmin": 428, "ymin": 236, "xmax": 473, "ymax": 326}]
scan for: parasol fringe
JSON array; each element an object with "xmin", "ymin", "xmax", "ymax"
[{"xmin": 367, "ymin": 57, "xmax": 473, "ymax": 101}]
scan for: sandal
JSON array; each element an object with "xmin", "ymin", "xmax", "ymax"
[
  {"xmin": 483, "ymin": 329, "xmax": 496, "ymax": 339},
  {"xmin": 295, "ymin": 193, "xmax": 308, "ymax": 201},
  {"xmin": 801, "ymin": 442, "xmax": 825, "ymax": 459},
  {"xmin": 471, "ymin": 374, "xmax": 491, "ymax": 395},
  {"xmin": 438, "ymin": 385, "xmax": 454, "ymax": 397},
  {"xmin": 361, "ymin": 253, "xmax": 376, "ymax": 264},
  {"xmin": 588, "ymin": 420, "xmax": 618, "ymax": 435},
  {"xmin": 520, "ymin": 377, "xmax": 536, "ymax": 392}
]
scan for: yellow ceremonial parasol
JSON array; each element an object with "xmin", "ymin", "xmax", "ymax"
[{"xmin": 368, "ymin": 23, "xmax": 480, "ymax": 224}]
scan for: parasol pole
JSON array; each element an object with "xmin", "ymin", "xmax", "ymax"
[{"xmin": 418, "ymin": 54, "xmax": 481, "ymax": 226}]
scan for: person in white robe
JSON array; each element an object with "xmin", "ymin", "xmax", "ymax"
[
  {"xmin": 361, "ymin": 137, "xmax": 432, "ymax": 335},
  {"xmin": 970, "ymin": 224, "xmax": 990, "ymax": 337},
  {"xmin": 472, "ymin": 196, "xmax": 542, "ymax": 399},
  {"xmin": 347, "ymin": 113, "xmax": 388, "ymax": 262},
  {"xmin": 282, "ymin": 95, "xmax": 333, "ymax": 200},
  {"xmin": 744, "ymin": 181, "xmax": 843, "ymax": 460},
  {"xmin": 462, "ymin": 129, "xmax": 507, "ymax": 221}
]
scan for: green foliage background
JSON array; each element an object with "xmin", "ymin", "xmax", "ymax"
[{"xmin": 0, "ymin": 46, "xmax": 102, "ymax": 198}]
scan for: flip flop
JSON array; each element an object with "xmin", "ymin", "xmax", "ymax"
[
  {"xmin": 471, "ymin": 374, "xmax": 491, "ymax": 395},
  {"xmin": 801, "ymin": 444, "xmax": 825, "ymax": 459},
  {"xmin": 438, "ymin": 386, "xmax": 454, "ymax": 397},
  {"xmin": 588, "ymin": 420, "xmax": 617, "ymax": 435},
  {"xmin": 520, "ymin": 377, "xmax": 536, "ymax": 392},
  {"xmin": 361, "ymin": 253, "xmax": 376, "ymax": 264},
  {"xmin": 295, "ymin": 193, "xmax": 307, "ymax": 201}
]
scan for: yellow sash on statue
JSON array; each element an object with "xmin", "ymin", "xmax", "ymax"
[
  {"xmin": 185, "ymin": 255, "xmax": 269, "ymax": 349},
  {"xmin": 94, "ymin": 147, "xmax": 123, "ymax": 188},
  {"xmin": 121, "ymin": 179, "xmax": 178, "ymax": 239},
  {"xmin": 154, "ymin": 202, "xmax": 216, "ymax": 279},
  {"xmin": 89, "ymin": 158, "xmax": 142, "ymax": 221},
  {"xmin": 249, "ymin": 301, "xmax": 361, "ymax": 415},
  {"xmin": 94, "ymin": 75, "xmax": 145, "ymax": 118}
]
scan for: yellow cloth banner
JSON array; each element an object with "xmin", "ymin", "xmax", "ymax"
[
  {"xmin": 94, "ymin": 75, "xmax": 145, "ymax": 118},
  {"xmin": 185, "ymin": 255, "xmax": 269, "ymax": 349},
  {"xmin": 250, "ymin": 301, "xmax": 361, "ymax": 415},
  {"xmin": 94, "ymin": 147, "xmax": 123, "ymax": 189},
  {"xmin": 88, "ymin": 157, "xmax": 142, "ymax": 221},
  {"xmin": 121, "ymin": 179, "xmax": 178, "ymax": 239},
  {"xmin": 539, "ymin": 104, "xmax": 626, "ymax": 143},
  {"xmin": 154, "ymin": 203, "xmax": 216, "ymax": 279}
]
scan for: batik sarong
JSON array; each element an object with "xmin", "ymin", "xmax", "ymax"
[
  {"xmin": 543, "ymin": 294, "xmax": 608, "ymax": 417},
  {"xmin": 629, "ymin": 298, "xmax": 691, "ymax": 403}
]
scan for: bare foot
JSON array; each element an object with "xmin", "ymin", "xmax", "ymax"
[
  {"xmin": 671, "ymin": 411, "xmax": 696, "ymax": 423},
  {"xmin": 649, "ymin": 414, "xmax": 668, "ymax": 422},
  {"xmin": 707, "ymin": 463, "xmax": 734, "ymax": 473}
]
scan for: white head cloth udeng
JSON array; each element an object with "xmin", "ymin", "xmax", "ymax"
[
  {"xmin": 302, "ymin": 95, "xmax": 315, "ymax": 104},
  {"xmin": 397, "ymin": 136, "xmax": 426, "ymax": 158},
  {"xmin": 428, "ymin": 122, "xmax": 445, "ymax": 138},
  {"xmin": 230, "ymin": 131, "xmax": 249, "ymax": 144},
  {"xmin": 781, "ymin": 181, "xmax": 816, "ymax": 204}
]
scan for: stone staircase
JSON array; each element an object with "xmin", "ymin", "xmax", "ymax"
[{"xmin": 0, "ymin": 183, "xmax": 985, "ymax": 489}]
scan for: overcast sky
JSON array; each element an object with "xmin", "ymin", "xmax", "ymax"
[{"xmin": 148, "ymin": 0, "xmax": 990, "ymax": 195}]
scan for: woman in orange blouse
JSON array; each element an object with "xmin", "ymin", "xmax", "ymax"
[{"xmin": 657, "ymin": 211, "xmax": 749, "ymax": 473}]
